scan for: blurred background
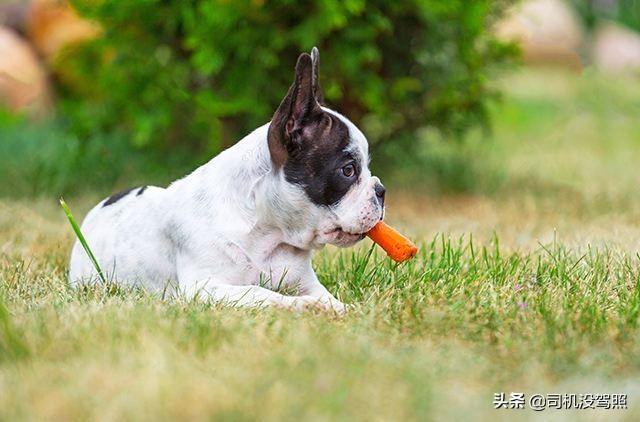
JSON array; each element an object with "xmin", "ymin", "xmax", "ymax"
[{"xmin": 0, "ymin": 0, "xmax": 639, "ymax": 244}]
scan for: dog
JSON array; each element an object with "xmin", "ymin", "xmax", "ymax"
[{"xmin": 69, "ymin": 48, "xmax": 385, "ymax": 312}]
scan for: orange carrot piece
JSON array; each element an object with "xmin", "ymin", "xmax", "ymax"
[{"xmin": 367, "ymin": 221, "xmax": 418, "ymax": 263}]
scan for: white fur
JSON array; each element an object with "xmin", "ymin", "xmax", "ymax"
[{"xmin": 69, "ymin": 111, "xmax": 383, "ymax": 313}]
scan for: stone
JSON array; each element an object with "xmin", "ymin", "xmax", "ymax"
[
  {"xmin": 496, "ymin": 0, "xmax": 584, "ymax": 69},
  {"xmin": 0, "ymin": 25, "xmax": 51, "ymax": 115},
  {"xmin": 592, "ymin": 22, "xmax": 640, "ymax": 73},
  {"xmin": 26, "ymin": 0, "xmax": 100, "ymax": 61}
]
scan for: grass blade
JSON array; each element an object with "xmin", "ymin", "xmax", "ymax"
[
  {"xmin": 0, "ymin": 294, "xmax": 29, "ymax": 361},
  {"xmin": 59, "ymin": 197, "xmax": 107, "ymax": 284}
]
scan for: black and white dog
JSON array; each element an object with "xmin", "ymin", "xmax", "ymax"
[{"xmin": 69, "ymin": 48, "xmax": 385, "ymax": 312}]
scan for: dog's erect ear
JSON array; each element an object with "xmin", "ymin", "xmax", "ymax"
[
  {"xmin": 268, "ymin": 51, "xmax": 323, "ymax": 166},
  {"xmin": 310, "ymin": 47, "xmax": 324, "ymax": 104}
]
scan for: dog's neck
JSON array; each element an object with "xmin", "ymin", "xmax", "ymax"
[
  {"xmin": 186, "ymin": 123, "xmax": 322, "ymax": 252},
  {"xmin": 250, "ymin": 126, "xmax": 323, "ymax": 250}
]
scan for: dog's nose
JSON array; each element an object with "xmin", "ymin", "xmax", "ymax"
[{"xmin": 374, "ymin": 182, "xmax": 386, "ymax": 207}]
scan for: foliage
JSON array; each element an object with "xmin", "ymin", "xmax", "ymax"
[
  {"xmin": 571, "ymin": 0, "xmax": 640, "ymax": 32},
  {"xmin": 61, "ymin": 0, "xmax": 517, "ymax": 158},
  {"xmin": 0, "ymin": 110, "xmax": 190, "ymax": 197},
  {"xmin": 0, "ymin": 111, "xmax": 79, "ymax": 196}
]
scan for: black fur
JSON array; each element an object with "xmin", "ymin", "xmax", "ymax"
[
  {"xmin": 284, "ymin": 113, "xmax": 360, "ymax": 206},
  {"xmin": 269, "ymin": 49, "xmax": 360, "ymax": 207},
  {"xmin": 137, "ymin": 186, "xmax": 148, "ymax": 196},
  {"xmin": 102, "ymin": 187, "xmax": 135, "ymax": 207}
]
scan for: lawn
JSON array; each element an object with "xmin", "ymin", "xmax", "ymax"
[{"xmin": 1, "ymin": 68, "xmax": 640, "ymax": 420}]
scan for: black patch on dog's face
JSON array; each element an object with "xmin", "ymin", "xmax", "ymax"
[
  {"xmin": 102, "ymin": 187, "xmax": 135, "ymax": 207},
  {"xmin": 283, "ymin": 112, "xmax": 361, "ymax": 206},
  {"xmin": 268, "ymin": 48, "xmax": 362, "ymax": 206}
]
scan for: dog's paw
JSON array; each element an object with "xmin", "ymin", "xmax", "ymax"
[
  {"xmin": 324, "ymin": 299, "xmax": 347, "ymax": 315},
  {"xmin": 287, "ymin": 295, "xmax": 347, "ymax": 314}
]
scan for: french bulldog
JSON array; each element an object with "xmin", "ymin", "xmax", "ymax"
[{"xmin": 69, "ymin": 48, "xmax": 385, "ymax": 312}]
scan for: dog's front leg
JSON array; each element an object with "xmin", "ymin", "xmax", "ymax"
[
  {"xmin": 176, "ymin": 252, "xmax": 345, "ymax": 312},
  {"xmin": 298, "ymin": 266, "xmax": 346, "ymax": 314},
  {"xmin": 175, "ymin": 251, "xmax": 319, "ymax": 310},
  {"xmin": 182, "ymin": 281, "xmax": 331, "ymax": 311}
]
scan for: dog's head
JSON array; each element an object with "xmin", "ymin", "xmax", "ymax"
[{"xmin": 267, "ymin": 48, "xmax": 385, "ymax": 248}]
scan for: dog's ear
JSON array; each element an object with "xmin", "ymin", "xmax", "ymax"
[
  {"xmin": 268, "ymin": 52, "xmax": 322, "ymax": 167},
  {"xmin": 310, "ymin": 47, "xmax": 324, "ymax": 104}
]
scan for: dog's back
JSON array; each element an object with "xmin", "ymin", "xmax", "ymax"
[{"xmin": 68, "ymin": 185, "xmax": 176, "ymax": 290}]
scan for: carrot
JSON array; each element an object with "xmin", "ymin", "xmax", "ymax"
[{"xmin": 367, "ymin": 221, "xmax": 418, "ymax": 263}]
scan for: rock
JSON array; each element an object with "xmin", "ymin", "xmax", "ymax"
[
  {"xmin": 592, "ymin": 22, "xmax": 640, "ymax": 73},
  {"xmin": 26, "ymin": 0, "xmax": 100, "ymax": 61},
  {"xmin": 0, "ymin": 25, "xmax": 51, "ymax": 115},
  {"xmin": 0, "ymin": 1, "xmax": 30, "ymax": 34},
  {"xmin": 496, "ymin": 0, "xmax": 584, "ymax": 69}
]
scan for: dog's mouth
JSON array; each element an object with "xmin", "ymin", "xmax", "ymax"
[
  {"xmin": 318, "ymin": 227, "xmax": 368, "ymax": 247},
  {"xmin": 325, "ymin": 227, "xmax": 367, "ymax": 239}
]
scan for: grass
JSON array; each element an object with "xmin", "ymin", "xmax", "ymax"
[
  {"xmin": 0, "ymin": 110, "xmax": 195, "ymax": 198},
  {"xmin": 1, "ymin": 221, "xmax": 639, "ymax": 420},
  {"xmin": 2, "ymin": 67, "xmax": 640, "ymax": 420},
  {"xmin": 59, "ymin": 198, "xmax": 106, "ymax": 284}
]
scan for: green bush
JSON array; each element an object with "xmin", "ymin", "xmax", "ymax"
[
  {"xmin": 62, "ymin": 0, "xmax": 516, "ymax": 160},
  {"xmin": 0, "ymin": 110, "xmax": 191, "ymax": 197},
  {"xmin": 570, "ymin": 0, "xmax": 640, "ymax": 33}
]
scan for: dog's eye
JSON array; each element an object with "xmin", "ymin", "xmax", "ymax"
[{"xmin": 341, "ymin": 164, "xmax": 356, "ymax": 178}]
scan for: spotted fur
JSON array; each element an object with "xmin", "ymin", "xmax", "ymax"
[{"xmin": 69, "ymin": 48, "xmax": 384, "ymax": 312}]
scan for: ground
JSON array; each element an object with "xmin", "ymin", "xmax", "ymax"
[{"xmin": 1, "ymin": 68, "xmax": 640, "ymax": 420}]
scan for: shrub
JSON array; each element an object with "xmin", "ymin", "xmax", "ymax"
[
  {"xmin": 62, "ymin": 0, "xmax": 517, "ymax": 160},
  {"xmin": 570, "ymin": 0, "xmax": 640, "ymax": 32},
  {"xmin": 0, "ymin": 109, "xmax": 191, "ymax": 197}
]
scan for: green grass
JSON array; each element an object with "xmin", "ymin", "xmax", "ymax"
[
  {"xmin": 0, "ymin": 110, "xmax": 195, "ymax": 198},
  {"xmin": 1, "ymin": 228, "xmax": 639, "ymax": 419},
  {"xmin": 59, "ymin": 198, "xmax": 107, "ymax": 285},
  {"xmin": 389, "ymin": 67, "xmax": 640, "ymax": 201},
  {"xmin": 2, "ymin": 68, "xmax": 640, "ymax": 419}
]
